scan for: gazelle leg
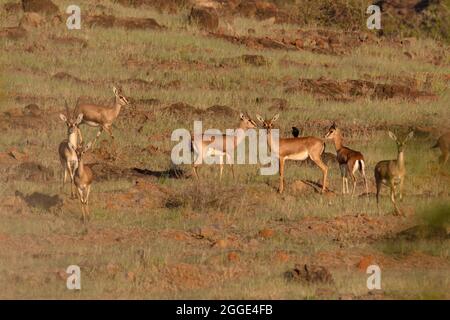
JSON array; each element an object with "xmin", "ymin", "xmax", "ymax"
[
  {"xmin": 309, "ymin": 155, "xmax": 328, "ymax": 192},
  {"xmin": 67, "ymin": 164, "xmax": 75, "ymax": 198},
  {"xmin": 390, "ymin": 183, "xmax": 401, "ymax": 215},
  {"xmin": 362, "ymin": 170, "xmax": 369, "ymax": 196},
  {"xmin": 376, "ymin": 181, "xmax": 381, "ymax": 213},
  {"xmin": 62, "ymin": 167, "xmax": 68, "ymax": 191},
  {"xmin": 341, "ymin": 176, "xmax": 346, "ymax": 195},
  {"xmin": 105, "ymin": 125, "xmax": 114, "ymax": 140},
  {"xmin": 278, "ymin": 157, "xmax": 285, "ymax": 193},
  {"xmin": 85, "ymin": 186, "xmax": 91, "ymax": 221},
  {"xmin": 399, "ymin": 177, "xmax": 405, "ymax": 201},
  {"xmin": 76, "ymin": 188, "xmax": 85, "ymax": 222}
]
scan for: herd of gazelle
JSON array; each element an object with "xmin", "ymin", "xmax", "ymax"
[
  {"xmin": 58, "ymin": 87, "xmax": 130, "ymax": 222},
  {"xmin": 58, "ymin": 87, "xmax": 449, "ymax": 221}
]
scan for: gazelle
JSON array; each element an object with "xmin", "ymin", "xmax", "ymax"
[
  {"xmin": 375, "ymin": 131, "xmax": 414, "ymax": 214},
  {"xmin": 74, "ymin": 86, "xmax": 130, "ymax": 144},
  {"xmin": 256, "ymin": 114, "xmax": 328, "ymax": 193},
  {"xmin": 191, "ymin": 113, "xmax": 257, "ymax": 180},
  {"xmin": 70, "ymin": 141, "xmax": 94, "ymax": 223},
  {"xmin": 432, "ymin": 132, "xmax": 450, "ymax": 164},
  {"xmin": 58, "ymin": 104, "xmax": 84, "ymax": 198},
  {"xmin": 324, "ymin": 123, "xmax": 368, "ymax": 196}
]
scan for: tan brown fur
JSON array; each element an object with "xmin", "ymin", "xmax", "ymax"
[
  {"xmin": 432, "ymin": 132, "xmax": 450, "ymax": 164},
  {"xmin": 256, "ymin": 114, "xmax": 328, "ymax": 193},
  {"xmin": 325, "ymin": 123, "xmax": 368, "ymax": 196},
  {"xmin": 375, "ymin": 131, "xmax": 414, "ymax": 214},
  {"xmin": 74, "ymin": 86, "xmax": 130, "ymax": 144}
]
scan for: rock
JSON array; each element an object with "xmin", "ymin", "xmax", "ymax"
[
  {"xmin": 22, "ymin": 0, "xmax": 59, "ymax": 16},
  {"xmin": 206, "ymin": 105, "xmax": 236, "ymax": 117},
  {"xmin": 20, "ymin": 12, "xmax": 45, "ymax": 29},
  {"xmin": 285, "ymin": 264, "xmax": 334, "ymax": 284},
  {"xmin": 227, "ymin": 252, "xmax": 240, "ymax": 262},
  {"xmin": 189, "ymin": 6, "xmax": 219, "ymax": 31},
  {"xmin": 356, "ymin": 255, "xmax": 375, "ymax": 271},
  {"xmin": 259, "ymin": 228, "xmax": 275, "ymax": 238},
  {"xmin": 291, "ymin": 180, "xmax": 310, "ymax": 193},
  {"xmin": 24, "ymin": 104, "xmax": 41, "ymax": 116},
  {"xmin": 212, "ymin": 239, "xmax": 228, "ymax": 249},
  {"xmin": 0, "ymin": 27, "xmax": 27, "ymax": 40},
  {"xmin": 274, "ymin": 251, "xmax": 289, "ymax": 263},
  {"xmin": 52, "ymin": 72, "xmax": 84, "ymax": 84},
  {"xmin": 241, "ymin": 54, "xmax": 268, "ymax": 66}
]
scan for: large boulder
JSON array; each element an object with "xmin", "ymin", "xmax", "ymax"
[
  {"xmin": 189, "ymin": 6, "xmax": 219, "ymax": 31},
  {"xmin": 22, "ymin": 0, "xmax": 59, "ymax": 15}
]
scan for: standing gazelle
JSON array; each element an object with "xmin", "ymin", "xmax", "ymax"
[
  {"xmin": 58, "ymin": 107, "xmax": 84, "ymax": 198},
  {"xmin": 432, "ymin": 132, "xmax": 450, "ymax": 165},
  {"xmin": 324, "ymin": 123, "xmax": 368, "ymax": 196},
  {"xmin": 256, "ymin": 114, "xmax": 328, "ymax": 193},
  {"xmin": 74, "ymin": 86, "xmax": 130, "ymax": 144},
  {"xmin": 191, "ymin": 113, "xmax": 257, "ymax": 180},
  {"xmin": 71, "ymin": 141, "xmax": 94, "ymax": 223},
  {"xmin": 375, "ymin": 131, "xmax": 414, "ymax": 214}
]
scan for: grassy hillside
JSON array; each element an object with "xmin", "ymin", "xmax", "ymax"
[{"xmin": 0, "ymin": 0, "xmax": 448, "ymax": 299}]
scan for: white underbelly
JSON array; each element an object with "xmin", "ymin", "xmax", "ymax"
[
  {"xmin": 84, "ymin": 120, "xmax": 100, "ymax": 127},
  {"xmin": 285, "ymin": 152, "xmax": 308, "ymax": 161}
]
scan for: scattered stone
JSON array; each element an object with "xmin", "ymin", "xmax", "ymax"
[
  {"xmin": 285, "ymin": 264, "xmax": 334, "ymax": 284},
  {"xmin": 22, "ymin": 0, "xmax": 59, "ymax": 16},
  {"xmin": 356, "ymin": 255, "xmax": 375, "ymax": 271},
  {"xmin": 227, "ymin": 252, "xmax": 240, "ymax": 262},
  {"xmin": 259, "ymin": 228, "xmax": 275, "ymax": 238},
  {"xmin": 189, "ymin": 6, "xmax": 219, "ymax": 31},
  {"xmin": 20, "ymin": 12, "xmax": 45, "ymax": 29}
]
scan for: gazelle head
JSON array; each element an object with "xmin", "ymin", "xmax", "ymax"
[
  {"xmin": 255, "ymin": 113, "xmax": 279, "ymax": 130},
  {"xmin": 324, "ymin": 122, "xmax": 341, "ymax": 140},
  {"xmin": 113, "ymin": 86, "xmax": 130, "ymax": 107},
  {"xmin": 389, "ymin": 131, "xmax": 414, "ymax": 153},
  {"xmin": 59, "ymin": 113, "xmax": 83, "ymax": 136},
  {"xmin": 239, "ymin": 112, "xmax": 257, "ymax": 129},
  {"xmin": 72, "ymin": 141, "xmax": 93, "ymax": 162}
]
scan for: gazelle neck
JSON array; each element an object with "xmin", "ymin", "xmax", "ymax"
[
  {"xmin": 77, "ymin": 158, "xmax": 85, "ymax": 175},
  {"xmin": 113, "ymin": 98, "xmax": 123, "ymax": 116},
  {"xmin": 68, "ymin": 131, "xmax": 78, "ymax": 148},
  {"xmin": 332, "ymin": 132, "xmax": 343, "ymax": 151},
  {"xmin": 397, "ymin": 150, "xmax": 405, "ymax": 168}
]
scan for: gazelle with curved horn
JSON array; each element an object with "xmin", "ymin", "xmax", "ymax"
[
  {"xmin": 191, "ymin": 112, "xmax": 257, "ymax": 180},
  {"xmin": 71, "ymin": 141, "xmax": 94, "ymax": 223},
  {"xmin": 256, "ymin": 114, "xmax": 328, "ymax": 193},
  {"xmin": 324, "ymin": 122, "xmax": 368, "ymax": 196},
  {"xmin": 58, "ymin": 100, "xmax": 84, "ymax": 198},
  {"xmin": 74, "ymin": 86, "xmax": 130, "ymax": 145},
  {"xmin": 375, "ymin": 131, "xmax": 414, "ymax": 214}
]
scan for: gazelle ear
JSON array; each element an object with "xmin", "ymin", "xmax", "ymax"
[
  {"xmin": 388, "ymin": 131, "xmax": 398, "ymax": 142},
  {"xmin": 271, "ymin": 113, "xmax": 279, "ymax": 122},
  {"xmin": 75, "ymin": 113, "xmax": 84, "ymax": 125},
  {"xmin": 85, "ymin": 142, "xmax": 93, "ymax": 151},
  {"xmin": 255, "ymin": 114, "xmax": 264, "ymax": 123},
  {"xmin": 404, "ymin": 131, "xmax": 414, "ymax": 142},
  {"xmin": 239, "ymin": 112, "xmax": 245, "ymax": 120},
  {"xmin": 113, "ymin": 86, "xmax": 119, "ymax": 96},
  {"xmin": 59, "ymin": 114, "xmax": 68, "ymax": 123}
]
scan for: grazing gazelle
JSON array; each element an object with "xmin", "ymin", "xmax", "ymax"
[
  {"xmin": 191, "ymin": 112, "xmax": 257, "ymax": 180},
  {"xmin": 256, "ymin": 114, "xmax": 328, "ymax": 193},
  {"xmin": 58, "ymin": 104, "xmax": 84, "ymax": 198},
  {"xmin": 432, "ymin": 132, "xmax": 450, "ymax": 164},
  {"xmin": 74, "ymin": 86, "xmax": 130, "ymax": 144},
  {"xmin": 375, "ymin": 131, "xmax": 414, "ymax": 214},
  {"xmin": 324, "ymin": 123, "xmax": 368, "ymax": 196},
  {"xmin": 71, "ymin": 141, "xmax": 94, "ymax": 222}
]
